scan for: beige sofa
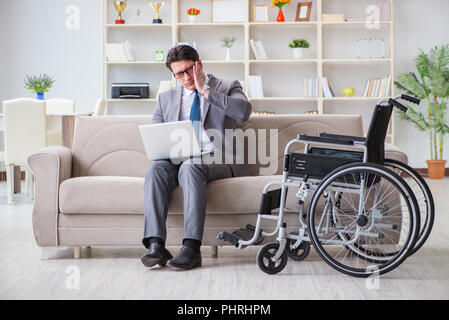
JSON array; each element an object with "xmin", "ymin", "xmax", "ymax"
[{"xmin": 27, "ymin": 114, "xmax": 407, "ymax": 258}]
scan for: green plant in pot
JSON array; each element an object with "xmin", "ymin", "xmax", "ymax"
[
  {"xmin": 288, "ymin": 38, "xmax": 310, "ymax": 59},
  {"xmin": 395, "ymin": 44, "xmax": 449, "ymax": 179},
  {"xmin": 221, "ymin": 36, "xmax": 235, "ymax": 61},
  {"xmin": 24, "ymin": 73, "xmax": 55, "ymax": 100}
]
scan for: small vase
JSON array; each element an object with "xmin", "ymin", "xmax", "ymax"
[
  {"xmin": 188, "ymin": 15, "xmax": 197, "ymax": 23},
  {"xmin": 426, "ymin": 160, "xmax": 447, "ymax": 179},
  {"xmin": 293, "ymin": 48, "xmax": 304, "ymax": 59},
  {"xmin": 276, "ymin": 7, "xmax": 285, "ymax": 22},
  {"xmin": 225, "ymin": 48, "xmax": 231, "ymax": 61},
  {"xmin": 37, "ymin": 93, "xmax": 44, "ymax": 100}
]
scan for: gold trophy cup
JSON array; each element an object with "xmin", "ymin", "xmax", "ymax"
[
  {"xmin": 114, "ymin": 0, "xmax": 127, "ymax": 24},
  {"xmin": 149, "ymin": 2, "xmax": 165, "ymax": 24}
]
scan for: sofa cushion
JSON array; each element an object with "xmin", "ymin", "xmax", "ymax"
[{"xmin": 59, "ymin": 175, "xmax": 301, "ymax": 215}]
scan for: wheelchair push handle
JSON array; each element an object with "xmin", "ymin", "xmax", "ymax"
[
  {"xmin": 388, "ymin": 98, "xmax": 408, "ymax": 113},
  {"xmin": 401, "ymin": 94, "xmax": 420, "ymax": 105}
]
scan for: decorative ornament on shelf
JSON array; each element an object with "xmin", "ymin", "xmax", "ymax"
[
  {"xmin": 288, "ymin": 38, "xmax": 310, "ymax": 59},
  {"xmin": 271, "ymin": 0, "xmax": 291, "ymax": 22},
  {"xmin": 113, "ymin": 0, "xmax": 127, "ymax": 24},
  {"xmin": 149, "ymin": 2, "xmax": 165, "ymax": 24},
  {"xmin": 221, "ymin": 36, "xmax": 235, "ymax": 61},
  {"xmin": 133, "ymin": 8, "xmax": 144, "ymax": 24},
  {"xmin": 187, "ymin": 8, "xmax": 200, "ymax": 23},
  {"xmin": 342, "ymin": 87, "xmax": 355, "ymax": 97},
  {"xmin": 155, "ymin": 50, "xmax": 164, "ymax": 61},
  {"xmin": 24, "ymin": 73, "xmax": 56, "ymax": 100}
]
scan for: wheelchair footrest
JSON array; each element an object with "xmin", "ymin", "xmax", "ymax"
[{"xmin": 217, "ymin": 224, "xmax": 262, "ymax": 247}]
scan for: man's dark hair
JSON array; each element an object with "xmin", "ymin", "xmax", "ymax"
[{"xmin": 165, "ymin": 45, "xmax": 199, "ymax": 71}]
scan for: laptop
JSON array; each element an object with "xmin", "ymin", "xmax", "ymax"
[{"xmin": 139, "ymin": 120, "xmax": 211, "ymax": 161}]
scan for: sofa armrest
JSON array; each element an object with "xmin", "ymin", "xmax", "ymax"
[
  {"xmin": 385, "ymin": 143, "xmax": 408, "ymax": 164},
  {"xmin": 27, "ymin": 146, "xmax": 72, "ymax": 247}
]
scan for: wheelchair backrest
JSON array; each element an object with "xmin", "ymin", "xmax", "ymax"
[{"xmin": 364, "ymin": 104, "xmax": 393, "ymax": 165}]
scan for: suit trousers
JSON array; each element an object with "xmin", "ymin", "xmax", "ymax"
[{"xmin": 143, "ymin": 156, "xmax": 233, "ymax": 247}]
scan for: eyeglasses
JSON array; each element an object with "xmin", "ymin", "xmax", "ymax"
[{"xmin": 173, "ymin": 63, "xmax": 195, "ymax": 79}]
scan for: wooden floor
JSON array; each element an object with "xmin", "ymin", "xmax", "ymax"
[{"xmin": 0, "ymin": 178, "xmax": 448, "ymax": 300}]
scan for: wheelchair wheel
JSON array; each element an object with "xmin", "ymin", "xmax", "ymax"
[
  {"xmin": 286, "ymin": 235, "xmax": 310, "ymax": 261},
  {"xmin": 307, "ymin": 162, "xmax": 420, "ymax": 277},
  {"xmin": 383, "ymin": 159, "xmax": 435, "ymax": 255},
  {"xmin": 257, "ymin": 242, "xmax": 288, "ymax": 274}
]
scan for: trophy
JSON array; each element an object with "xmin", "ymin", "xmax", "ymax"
[
  {"xmin": 149, "ymin": 2, "xmax": 165, "ymax": 24},
  {"xmin": 114, "ymin": 0, "xmax": 127, "ymax": 24}
]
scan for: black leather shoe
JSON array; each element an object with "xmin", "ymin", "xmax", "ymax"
[
  {"xmin": 167, "ymin": 246, "xmax": 202, "ymax": 270},
  {"xmin": 141, "ymin": 243, "xmax": 173, "ymax": 268}
]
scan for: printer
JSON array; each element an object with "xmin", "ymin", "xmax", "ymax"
[{"xmin": 111, "ymin": 83, "xmax": 150, "ymax": 99}]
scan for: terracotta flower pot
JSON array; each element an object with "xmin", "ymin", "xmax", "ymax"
[{"xmin": 426, "ymin": 160, "xmax": 447, "ymax": 179}]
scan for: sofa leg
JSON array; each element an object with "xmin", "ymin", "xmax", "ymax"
[
  {"xmin": 211, "ymin": 245, "xmax": 218, "ymax": 258},
  {"xmin": 6, "ymin": 165, "xmax": 14, "ymax": 205},
  {"xmin": 74, "ymin": 246, "xmax": 81, "ymax": 259}
]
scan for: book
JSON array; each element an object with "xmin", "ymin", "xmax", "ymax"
[
  {"xmin": 384, "ymin": 74, "xmax": 391, "ymax": 96},
  {"xmin": 378, "ymin": 78, "xmax": 386, "ymax": 97},
  {"xmin": 255, "ymin": 40, "xmax": 264, "ymax": 60},
  {"xmin": 367, "ymin": 78, "xmax": 375, "ymax": 97},
  {"xmin": 257, "ymin": 40, "xmax": 268, "ymax": 59},
  {"xmin": 321, "ymin": 77, "xmax": 334, "ymax": 98},
  {"xmin": 327, "ymin": 79, "xmax": 335, "ymax": 97},
  {"xmin": 249, "ymin": 39, "xmax": 260, "ymax": 60},
  {"xmin": 248, "ymin": 75, "xmax": 264, "ymax": 98},
  {"xmin": 363, "ymin": 79, "xmax": 370, "ymax": 97},
  {"xmin": 124, "ymin": 40, "xmax": 135, "ymax": 61}
]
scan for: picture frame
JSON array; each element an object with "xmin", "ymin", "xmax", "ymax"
[
  {"xmin": 295, "ymin": 2, "xmax": 312, "ymax": 22},
  {"xmin": 211, "ymin": 0, "xmax": 245, "ymax": 23},
  {"xmin": 253, "ymin": 5, "xmax": 268, "ymax": 23}
]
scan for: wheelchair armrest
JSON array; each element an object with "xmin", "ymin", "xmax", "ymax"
[
  {"xmin": 296, "ymin": 134, "xmax": 354, "ymax": 146},
  {"xmin": 318, "ymin": 132, "xmax": 366, "ymax": 143}
]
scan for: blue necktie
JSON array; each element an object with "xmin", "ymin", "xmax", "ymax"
[{"xmin": 189, "ymin": 89, "xmax": 201, "ymax": 143}]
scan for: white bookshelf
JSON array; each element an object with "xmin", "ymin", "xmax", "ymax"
[{"xmin": 102, "ymin": 0, "xmax": 395, "ymax": 141}]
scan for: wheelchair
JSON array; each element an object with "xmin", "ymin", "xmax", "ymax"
[{"xmin": 218, "ymin": 94, "xmax": 434, "ymax": 277}]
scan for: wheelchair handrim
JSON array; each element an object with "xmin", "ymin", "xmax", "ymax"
[{"xmin": 307, "ymin": 163, "xmax": 420, "ymax": 277}]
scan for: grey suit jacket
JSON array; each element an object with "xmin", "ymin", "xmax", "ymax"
[{"xmin": 153, "ymin": 74, "xmax": 252, "ymax": 177}]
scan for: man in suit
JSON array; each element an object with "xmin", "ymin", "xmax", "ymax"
[{"xmin": 141, "ymin": 45, "xmax": 252, "ymax": 270}]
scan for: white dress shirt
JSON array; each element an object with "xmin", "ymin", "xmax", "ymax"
[{"xmin": 179, "ymin": 77, "xmax": 216, "ymax": 153}]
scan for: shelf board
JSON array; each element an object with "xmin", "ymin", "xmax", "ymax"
[
  {"xmin": 177, "ymin": 22, "xmax": 244, "ymax": 27},
  {"xmin": 104, "ymin": 61, "xmax": 164, "ymax": 65},
  {"xmin": 106, "ymin": 99, "xmax": 157, "ymax": 102},
  {"xmin": 249, "ymin": 21, "xmax": 318, "ymax": 26},
  {"xmin": 321, "ymin": 21, "xmax": 391, "ymax": 26},
  {"xmin": 104, "ymin": 24, "xmax": 172, "ymax": 28},
  {"xmin": 322, "ymin": 97, "xmax": 390, "ymax": 101},
  {"xmin": 202, "ymin": 60, "xmax": 245, "ymax": 64},
  {"xmin": 250, "ymin": 59, "xmax": 318, "ymax": 64},
  {"xmin": 249, "ymin": 97, "xmax": 318, "ymax": 101},
  {"xmin": 322, "ymin": 58, "xmax": 392, "ymax": 63}
]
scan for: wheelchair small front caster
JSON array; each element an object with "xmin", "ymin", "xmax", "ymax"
[
  {"xmin": 286, "ymin": 238, "xmax": 310, "ymax": 261},
  {"xmin": 257, "ymin": 242, "xmax": 288, "ymax": 275}
]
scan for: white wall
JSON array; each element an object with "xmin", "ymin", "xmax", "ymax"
[
  {"xmin": 393, "ymin": 0, "xmax": 449, "ymax": 167},
  {"xmin": 0, "ymin": 0, "xmax": 102, "ymax": 112},
  {"xmin": 1, "ymin": 0, "xmax": 448, "ymax": 168}
]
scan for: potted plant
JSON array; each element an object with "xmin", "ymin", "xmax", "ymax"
[
  {"xmin": 271, "ymin": 0, "xmax": 291, "ymax": 22},
  {"xmin": 221, "ymin": 36, "xmax": 235, "ymax": 61},
  {"xmin": 395, "ymin": 44, "xmax": 449, "ymax": 179},
  {"xmin": 187, "ymin": 8, "xmax": 200, "ymax": 23},
  {"xmin": 288, "ymin": 38, "xmax": 310, "ymax": 59},
  {"xmin": 24, "ymin": 73, "xmax": 55, "ymax": 100}
]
